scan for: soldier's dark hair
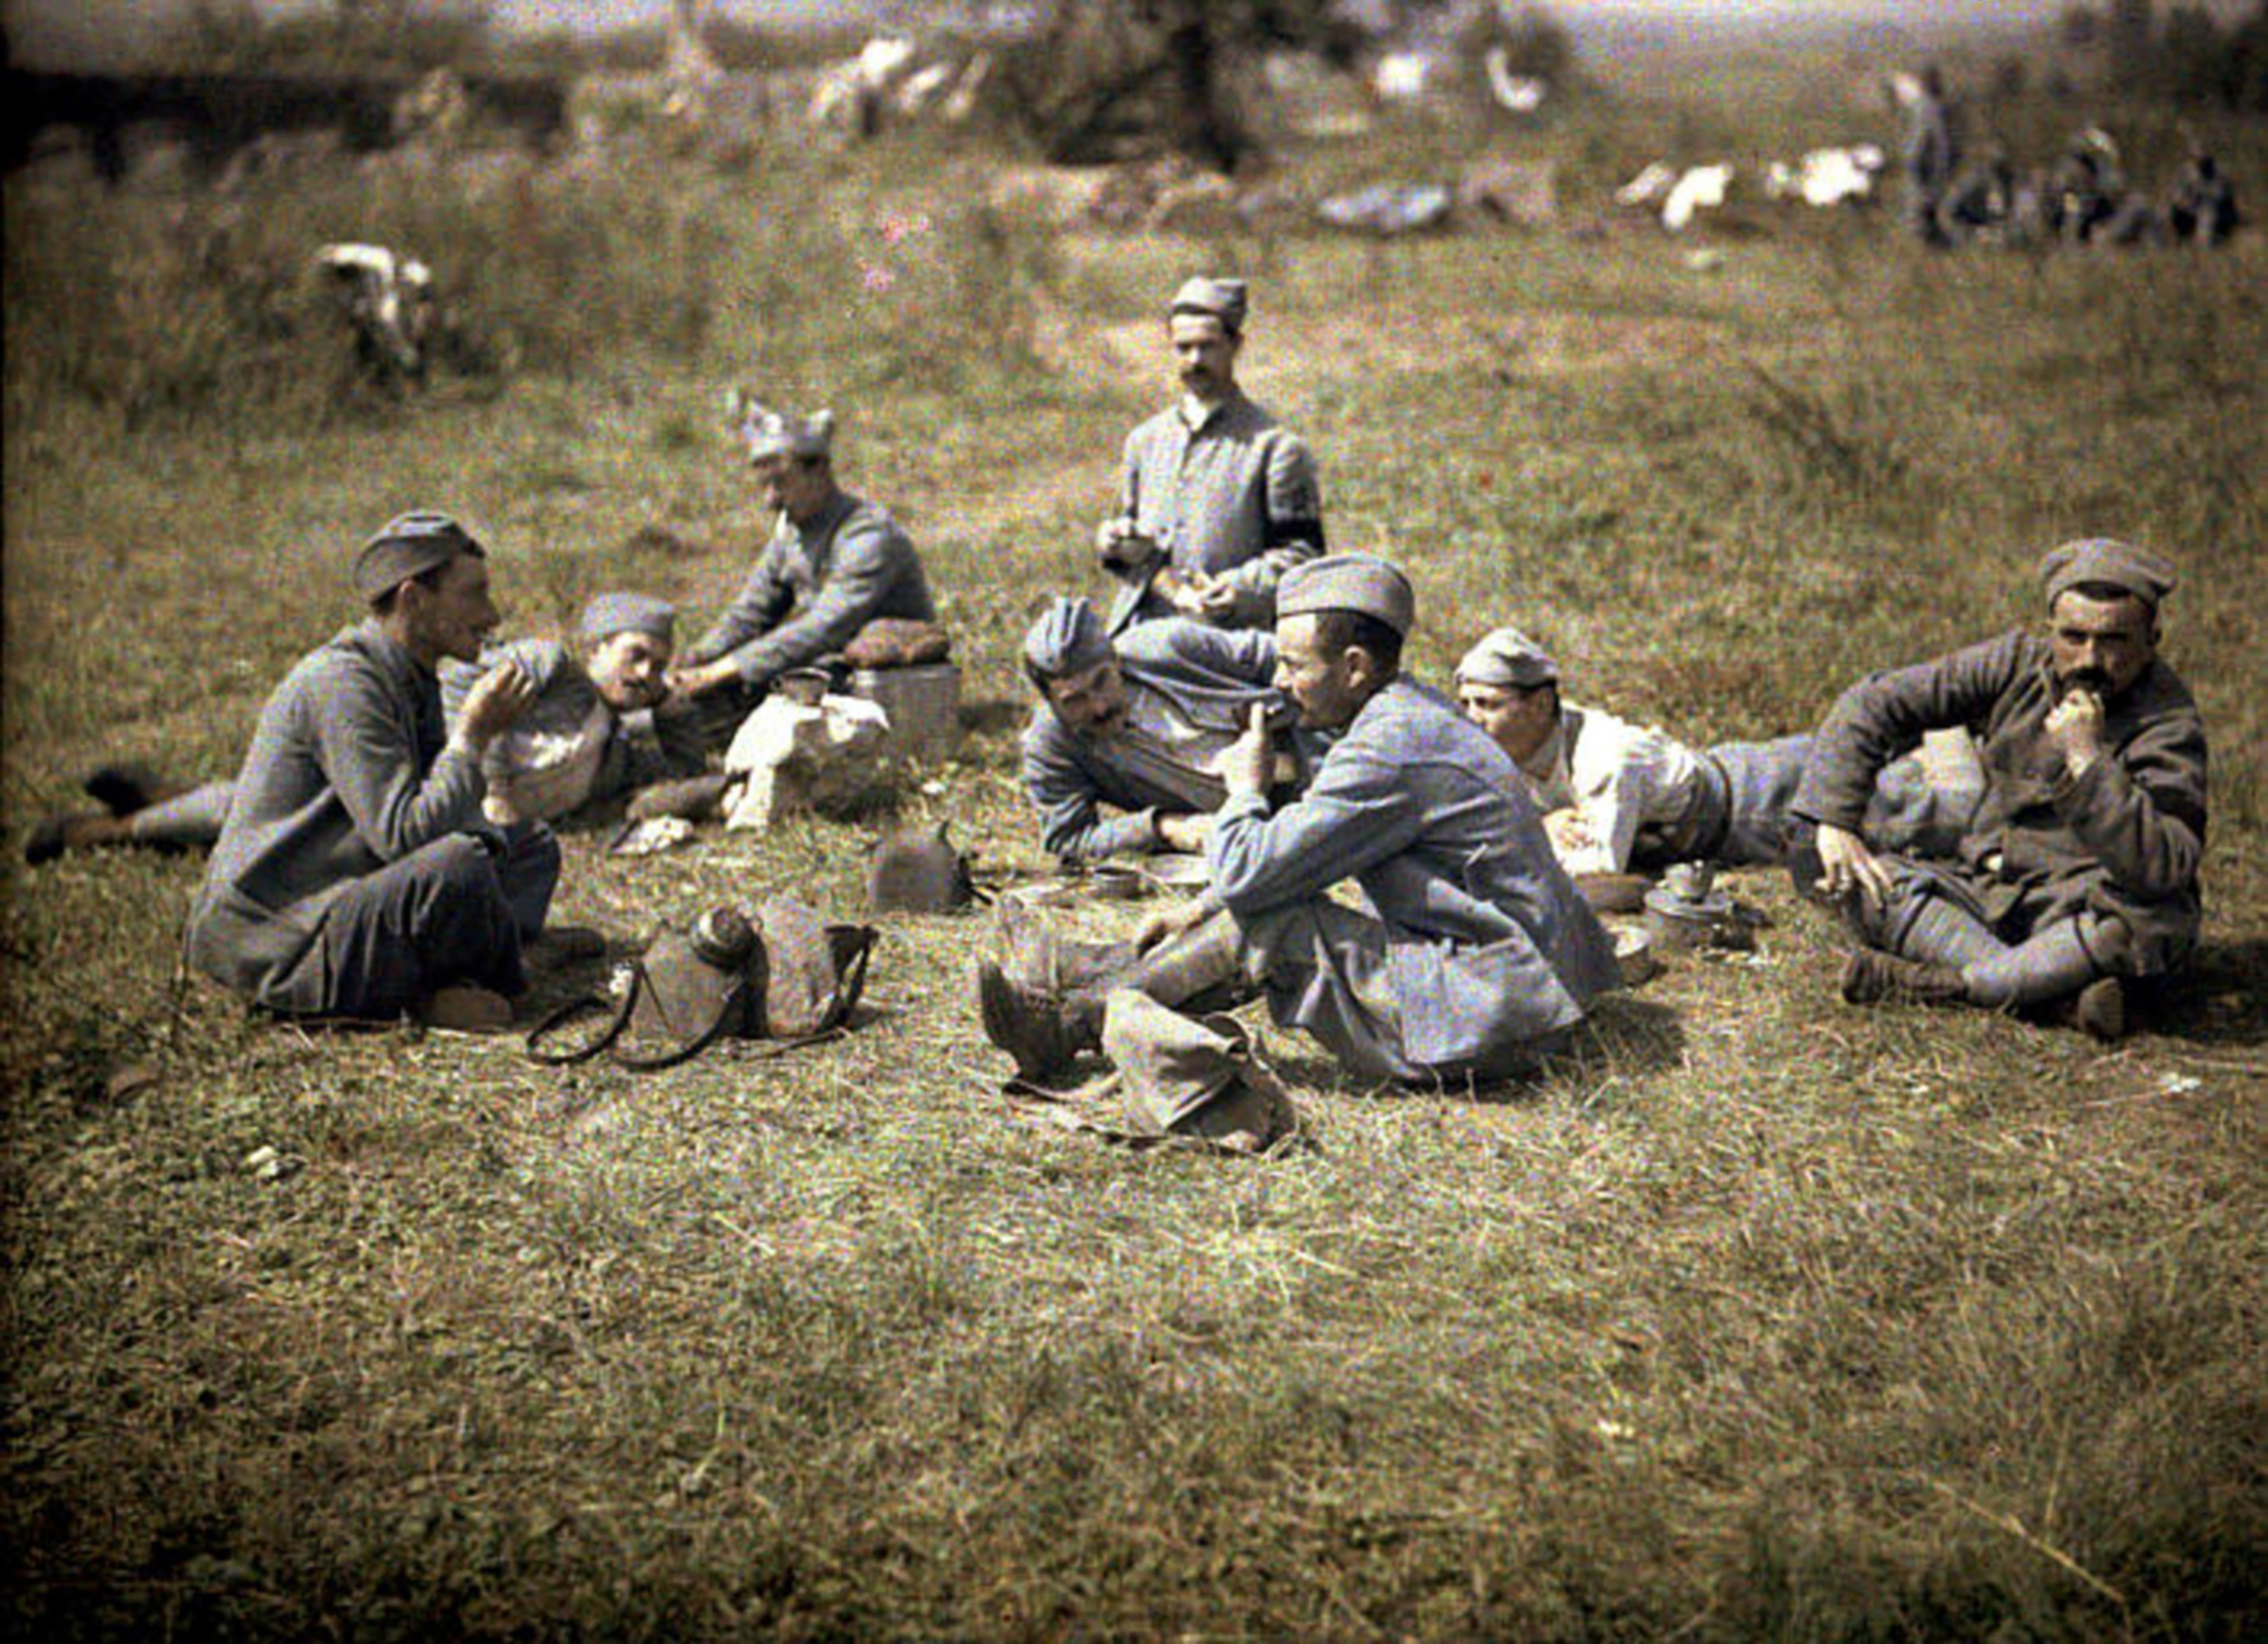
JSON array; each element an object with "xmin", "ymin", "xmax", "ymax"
[{"xmin": 1310, "ymin": 610, "xmax": 1404, "ymax": 676}]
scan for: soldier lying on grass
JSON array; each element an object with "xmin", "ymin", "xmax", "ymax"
[
  {"xmin": 979, "ymin": 553, "xmax": 1623, "ymax": 1089},
  {"xmin": 1791, "ymin": 537, "xmax": 2207, "ymax": 1042},
  {"xmin": 1453, "ymin": 625, "xmax": 1983, "ymax": 887},
  {"xmin": 28, "ymin": 592, "xmax": 704, "ymax": 861},
  {"xmin": 1018, "ymin": 595, "xmax": 1305, "ymax": 864},
  {"xmin": 178, "ymin": 513, "xmax": 588, "ymax": 1033}
]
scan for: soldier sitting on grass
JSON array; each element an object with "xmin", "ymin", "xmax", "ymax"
[
  {"xmin": 181, "ymin": 513, "xmax": 582, "ymax": 1033},
  {"xmin": 28, "ymin": 592, "xmax": 702, "ymax": 860},
  {"xmin": 978, "ymin": 555, "xmax": 1623, "ymax": 1089},
  {"xmin": 665, "ymin": 405, "xmax": 935, "ymax": 753},
  {"xmin": 1791, "ymin": 539, "xmax": 2207, "ymax": 1043}
]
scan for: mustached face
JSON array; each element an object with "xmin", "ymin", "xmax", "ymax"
[
  {"xmin": 2048, "ymin": 588, "xmax": 2156, "ymax": 701},
  {"xmin": 1169, "ymin": 313, "xmax": 1238, "ymax": 403},
  {"xmin": 1044, "ymin": 657, "xmax": 1129, "ymax": 738},
  {"xmin": 587, "ymin": 629, "xmax": 672, "ymax": 711}
]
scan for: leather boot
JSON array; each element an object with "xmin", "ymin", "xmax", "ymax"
[
  {"xmin": 83, "ymin": 763, "xmax": 188, "ymax": 817},
  {"xmin": 974, "ymin": 959, "xmax": 1100, "ymax": 1081},
  {"xmin": 23, "ymin": 811, "xmax": 137, "ymax": 865},
  {"xmin": 1109, "ymin": 908, "xmax": 1251, "ymax": 1015},
  {"xmin": 2057, "ymin": 976, "xmax": 2128, "ymax": 1043},
  {"xmin": 1840, "ymin": 946, "xmax": 1969, "ymax": 1007}
]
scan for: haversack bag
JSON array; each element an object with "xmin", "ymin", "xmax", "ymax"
[{"xmin": 527, "ymin": 898, "xmax": 876, "ymax": 1071}]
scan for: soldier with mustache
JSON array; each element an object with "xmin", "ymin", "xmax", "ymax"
[
  {"xmin": 1791, "ymin": 539, "xmax": 2208, "ymax": 1041},
  {"xmin": 1094, "ymin": 277, "xmax": 1325, "ymax": 636}
]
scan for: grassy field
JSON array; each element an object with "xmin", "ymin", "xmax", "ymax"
[{"xmin": 5, "ymin": 38, "xmax": 2265, "ymax": 1642}]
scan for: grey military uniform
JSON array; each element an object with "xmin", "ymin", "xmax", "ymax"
[
  {"xmin": 186, "ymin": 620, "xmax": 559, "ymax": 1017},
  {"xmin": 680, "ymin": 489, "xmax": 934, "ymax": 747},
  {"xmin": 440, "ymin": 638, "xmax": 695, "ymax": 820},
  {"xmin": 1791, "ymin": 629, "xmax": 2207, "ymax": 978},
  {"xmin": 1206, "ymin": 678, "xmax": 1621, "ymax": 1084},
  {"xmin": 1021, "ymin": 620, "xmax": 1293, "ymax": 862},
  {"xmin": 1110, "ymin": 391, "xmax": 1324, "ymax": 634}
]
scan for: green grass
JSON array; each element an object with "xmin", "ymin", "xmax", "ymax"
[{"xmin": 5, "ymin": 43, "xmax": 2265, "ymax": 1643}]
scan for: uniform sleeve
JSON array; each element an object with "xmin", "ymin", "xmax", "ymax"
[
  {"xmin": 1566, "ymin": 715, "xmax": 1685, "ymax": 876},
  {"xmin": 312, "ymin": 656, "xmax": 487, "ymax": 861},
  {"xmin": 2050, "ymin": 711, "xmax": 2207, "ymax": 899},
  {"xmin": 1207, "ymin": 742, "xmax": 1427, "ymax": 916},
  {"xmin": 1023, "ymin": 713, "xmax": 1160, "ymax": 863},
  {"xmin": 1791, "ymin": 630, "xmax": 2030, "ymax": 833},
  {"xmin": 720, "ymin": 515, "xmax": 914, "ymax": 688},
  {"xmin": 684, "ymin": 536, "xmax": 794, "ymax": 670},
  {"xmin": 1214, "ymin": 432, "xmax": 1326, "ymax": 625}
]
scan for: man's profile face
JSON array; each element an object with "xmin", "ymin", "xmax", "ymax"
[
  {"xmin": 2048, "ymin": 588, "xmax": 2156, "ymax": 700},
  {"xmin": 1459, "ymin": 680, "xmax": 1558, "ymax": 767},
  {"xmin": 1045, "ymin": 657, "xmax": 1129, "ymax": 738},
  {"xmin": 587, "ymin": 629, "xmax": 672, "ymax": 711},
  {"xmin": 404, "ymin": 552, "xmax": 501, "ymax": 665},
  {"xmin": 1273, "ymin": 614, "xmax": 1366, "ymax": 731},
  {"xmin": 1169, "ymin": 313, "xmax": 1238, "ymax": 403},
  {"xmin": 754, "ymin": 453, "xmax": 833, "ymax": 523}
]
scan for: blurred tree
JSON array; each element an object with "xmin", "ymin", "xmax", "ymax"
[
  {"xmin": 2059, "ymin": 3, "xmax": 2101, "ymax": 48},
  {"xmin": 998, "ymin": 0, "xmax": 1422, "ymax": 170}
]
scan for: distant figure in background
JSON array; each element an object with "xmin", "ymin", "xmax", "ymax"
[
  {"xmin": 1791, "ymin": 539, "xmax": 2207, "ymax": 1043},
  {"xmin": 1941, "ymin": 141, "xmax": 2017, "ymax": 244},
  {"xmin": 1097, "ymin": 277, "xmax": 1325, "ymax": 636},
  {"xmin": 1016, "ymin": 596, "xmax": 1297, "ymax": 863},
  {"xmin": 28, "ymin": 593, "xmax": 697, "ymax": 861},
  {"xmin": 184, "ymin": 513, "xmax": 561, "ymax": 1030},
  {"xmin": 2166, "ymin": 146, "xmax": 2240, "ymax": 246},
  {"xmin": 1452, "ymin": 627, "xmax": 1980, "ymax": 881},
  {"xmin": 2044, "ymin": 127, "xmax": 2122, "ymax": 243},
  {"xmin": 1899, "ymin": 64, "xmax": 1960, "ymax": 247},
  {"xmin": 667, "ymin": 405, "xmax": 935, "ymax": 752}
]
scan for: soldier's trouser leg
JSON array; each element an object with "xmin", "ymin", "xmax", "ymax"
[
  {"xmin": 1893, "ymin": 896, "xmax": 2109, "ymax": 1011},
  {"xmin": 127, "ymin": 781, "xmax": 235, "ymax": 850},
  {"xmin": 1236, "ymin": 901, "xmax": 1432, "ymax": 1085},
  {"xmin": 312, "ymin": 834, "xmax": 531, "ymax": 1019},
  {"xmin": 493, "ymin": 821, "xmax": 560, "ymax": 940},
  {"xmin": 1062, "ymin": 907, "xmax": 1248, "ymax": 1033}
]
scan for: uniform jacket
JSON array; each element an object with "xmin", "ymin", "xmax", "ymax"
[
  {"xmin": 1021, "ymin": 620, "xmax": 1290, "ymax": 862},
  {"xmin": 1110, "ymin": 390, "xmax": 1323, "ymax": 633},
  {"xmin": 1791, "ymin": 628, "xmax": 2207, "ymax": 972},
  {"xmin": 187, "ymin": 621, "xmax": 491, "ymax": 1002},
  {"xmin": 1208, "ymin": 677, "xmax": 1623, "ymax": 1069},
  {"xmin": 439, "ymin": 639, "xmax": 689, "ymax": 822},
  {"xmin": 685, "ymin": 490, "xmax": 933, "ymax": 689}
]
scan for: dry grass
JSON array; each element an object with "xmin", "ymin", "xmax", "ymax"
[{"xmin": 5, "ymin": 35, "xmax": 2266, "ymax": 1643}]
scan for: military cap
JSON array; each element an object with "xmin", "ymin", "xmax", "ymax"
[
  {"xmin": 745, "ymin": 406, "xmax": 835, "ymax": 463},
  {"xmin": 2039, "ymin": 538, "xmax": 2177, "ymax": 610},
  {"xmin": 1023, "ymin": 595, "xmax": 1113, "ymax": 682},
  {"xmin": 1169, "ymin": 276, "xmax": 1250, "ymax": 333},
  {"xmin": 353, "ymin": 511, "xmax": 482, "ymax": 601},
  {"xmin": 1277, "ymin": 553, "xmax": 1416, "ymax": 638},
  {"xmin": 1456, "ymin": 627, "xmax": 1560, "ymax": 689},
  {"xmin": 576, "ymin": 591, "xmax": 675, "ymax": 644}
]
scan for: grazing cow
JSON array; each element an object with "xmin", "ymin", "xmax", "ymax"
[
  {"xmin": 315, "ymin": 242, "xmax": 435, "ymax": 385},
  {"xmin": 1764, "ymin": 145, "xmax": 1885, "ymax": 208}
]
